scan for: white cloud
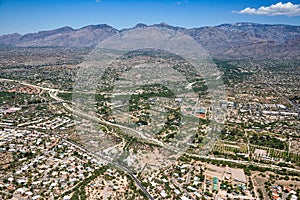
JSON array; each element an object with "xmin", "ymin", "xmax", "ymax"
[{"xmin": 236, "ymin": 2, "xmax": 300, "ymax": 16}]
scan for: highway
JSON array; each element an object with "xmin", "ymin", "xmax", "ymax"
[
  {"xmin": 0, "ymin": 78, "xmax": 155, "ymax": 200},
  {"xmin": 0, "ymin": 78, "xmax": 163, "ymax": 146},
  {"xmin": 47, "ymin": 89, "xmax": 165, "ymax": 148},
  {"xmin": 2, "ymin": 77, "xmax": 299, "ymax": 199}
]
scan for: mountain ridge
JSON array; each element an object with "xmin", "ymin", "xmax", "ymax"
[{"xmin": 1, "ymin": 22, "xmax": 299, "ymax": 59}]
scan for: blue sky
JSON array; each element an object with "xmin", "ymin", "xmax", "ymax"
[{"xmin": 0, "ymin": 0, "xmax": 300, "ymax": 35}]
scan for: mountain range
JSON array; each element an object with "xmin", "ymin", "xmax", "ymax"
[{"xmin": 1, "ymin": 22, "xmax": 300, "ymax": 59}]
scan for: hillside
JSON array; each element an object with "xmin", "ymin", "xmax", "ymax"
[{"xmin": 1, "ymin": 22, "xmax": 299, "ymax": 59}]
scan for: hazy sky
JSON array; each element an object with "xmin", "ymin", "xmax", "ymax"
[{"xmin": 0, "ymin": 0, "xmax": 300, "ymax": 35}]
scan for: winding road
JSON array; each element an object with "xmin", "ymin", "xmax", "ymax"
[
  {"xmin": 0, "ymin": 78, "xmax": 155, "ymax": 200},
  {"xmin": 1, "ymin": 77, "xmax": 299, "ymax": 199}
]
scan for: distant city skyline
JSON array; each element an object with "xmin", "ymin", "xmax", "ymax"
[{"xmin": 0, "ymin": 0, "xmax": 300, "ymax": 35}]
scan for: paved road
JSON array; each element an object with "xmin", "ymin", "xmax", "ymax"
[
  {"xmin": 265, "ymin": 82, "xmax": 299, "ymax": 112},
  {"xmin": 0, "ymin": 78, "xmax": 163, "ymax": 146},
  {"xmin": 55, "ymin": 133, "xmax": 154, "ymax": 200},
  {"xmin": 186, "ymin": 154, "xmax": 300, "ymax": 173},
  {"xmin": 2, "ymin": 77, "xmax": 299, "ymax": 198},
  {"xmin": 47, "ymin": 90, "xmax": 164, "ymax": 147},
  {"xmin": 0, "ymin": 78, "xmax": 140, "ymax": 95},
  {"xmin": 0, "ymin": 78, "xmax": 154, "ymax": 200}
]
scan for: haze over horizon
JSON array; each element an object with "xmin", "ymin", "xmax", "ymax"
[
  {"xmin": 2, "ymin": 21, "xmax": 300, "ymax": 37},
  {"xmin": 1, "ymin": 0, "xmax": 300, "ymax": 35}
]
